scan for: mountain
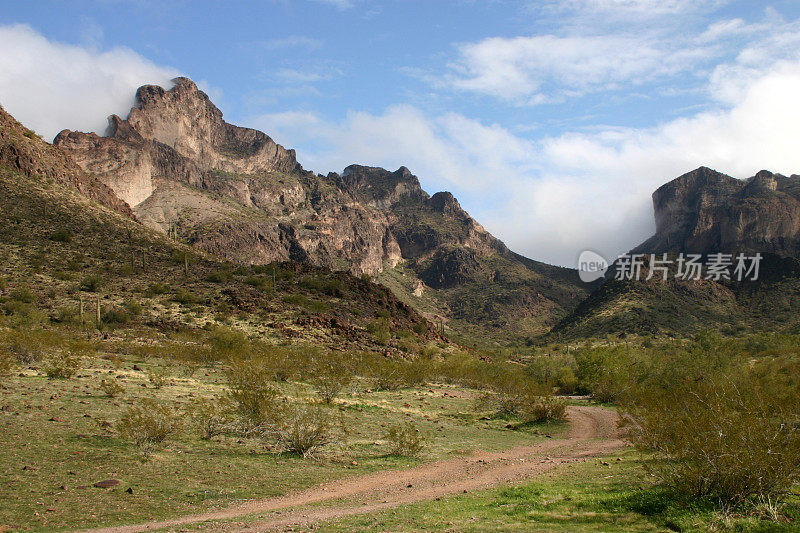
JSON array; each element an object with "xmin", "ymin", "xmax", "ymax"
[
  {"xmin": 632, "ymin": 166, "xmax": 800, "ymax": 257},
  {"xmin": 53, "ymin": 77, "xmax": 588, "ymax": 344},
  {"xmin": 0, "ymin": 103, "xmax": 440, "ymax": 355},
  {"xmin": 552, "ymin": 166, "xmax": 800, "ymax": 339}
]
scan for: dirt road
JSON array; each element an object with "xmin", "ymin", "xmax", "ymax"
[{"xmin": 86, "ymin": 405, "xmax": 626, "ymax": 533}]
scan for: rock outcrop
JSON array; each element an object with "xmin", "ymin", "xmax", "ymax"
[{"xmin": 634, "ymin": 166, "xmax": 800, "ymax": 256}]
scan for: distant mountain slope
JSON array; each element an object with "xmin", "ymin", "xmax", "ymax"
[
  {"xmin": 552, "ymin": 166, "xmax": 800, "ymax": 339},
  {"xmin": 52, "ymin": 77, "xmax": 588, "ymax": 344}
]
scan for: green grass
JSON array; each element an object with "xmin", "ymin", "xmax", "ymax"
[
  {"xmin": 311, "ymin": 451, "xmax": 800, "ymax": 532},
  {"xmin": 0, "ymin": 340, "xmax": 560, "ymax": 531}
]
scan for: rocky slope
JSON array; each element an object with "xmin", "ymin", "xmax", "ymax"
[
  {"xmin": 0, "ymin": 105, "xmax": 132, "ymax": 217},
  {"xmin": 51, "ymin": 77, "xmax": 587, "ymax": 344}
]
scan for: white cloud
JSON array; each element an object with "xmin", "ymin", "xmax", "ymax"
[
  {"xmin": 254, "ymin": 36, "xmax": 323, "ymax": 51},
  {"xmin": 445, "ymin": 34, "xmax": 714, "ymax": 103},
  {"xmin": 310, "ymin": 0, "xmax": 354, "ymax": 10},
  {"xmin": 248, "ymin": 58, "xmax": 800, "ymax": 266},
  {"xmin": 0, "ymin": 24, "xmax": 179, "ymax": 141}
]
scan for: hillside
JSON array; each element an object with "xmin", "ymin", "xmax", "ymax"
[
  {"xmin": 52, "ymin": 78, "xmax": 588, "ymax": 345},
  {"xmin": 0, "ymin": 104, "xmax": 440, "ymax": 355}
]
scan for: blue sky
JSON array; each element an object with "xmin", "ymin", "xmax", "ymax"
[{"xmin": 3, "ymin": 0, "xmax": 800, "ymax": 265}]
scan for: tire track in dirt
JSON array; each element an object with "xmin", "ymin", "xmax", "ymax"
[{"xmin": 85, "ymin": 405, "xmax": 626, "ymax": 533}]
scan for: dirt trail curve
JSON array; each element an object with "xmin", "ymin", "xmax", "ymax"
[{"xmin": 85, "ymin": 405, "xmax": 626, "ymax": 533}]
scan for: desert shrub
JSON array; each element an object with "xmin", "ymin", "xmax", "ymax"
[
  {"xmin": 282, "ymin": 293, "xmax": 309, "ymax": 306},
  {"xmin": 225, "ymin": 358, "xmax": 281, "ymax": 429},
  {"xmin": 3, "ymin": 330, "xmax": 49, "ymax": 364},
  {"xmin": 307, "ymin": 351, "xmax": 353, "ymax": 404},
  {"xmin": 206, "ymin": 326, "xmax": 250, "ymax": 359},
  {"xmin": 420, "ymin": 342, "xmax": 439, "ymax": 359},
  {"xmin": 123, "ymin": 299, "xmax": 143, "ymax": 317},
  {"xmin": 475, "ymin": 374, "xmax": 529, "ymax": 415},
  {"xmin": 264, "ymin": 403, "xmax": 336, "ymax": 457},
  {"xmin": 147, "ymin": 367, "xmax": 170, "ymax": 389},
  {"xmin": 204, "ymin": 269, "xmax": 231, "ymax": 283},
  {"xmin": 144, "ymin": 282, "xmax": 170, "ymax": 296},
  {"xmin": 9, "ymin": 287, "xmax": 35, "ymax": 303},
  {"xmin": 299, "ymin": 275, "xmax": 343, "ymax": 296},
  {"xmin": 306, "ymin": 300, "xmax": 330, "ymax": 314},
  {"xmin": 244, "ymin": 275, "xmax": 273, "ymax": 291},
  {"xmin": 412, "ymin": 322, "xmax": 428, "ymax": 336},
  {"xmin": 41, "ymin": 351, "xmax": 81, "ymax": 379},
  {"xmin": 0, "ymin": 349, "xmax": 16, "ymax": 379},
  {"xmin": 186, "ymin": 397, "xmax": 234, "ymax": 440},
  {"xmin": 173, "ymin": 289, "xmax": 201, "ymax": 305},
  {"xmin": 102, "ymin": 306, "xmax": 131, "ymax": 325},
  {"xmin": 79, "ymin": 275, "xmax": 102, "ymax": 292},
  {"xmin": 398, "ymin": 337, "xmax": 420, "ymax": 354},
  {"xmin": 384, "ymin": 421, "xmax": 427, "ymax": 457},
  {"xmin": 555, "ymin": 365, "xmax": 578, "ymax": 394},
  {"xmin": 519, "ymin": 393, "xmax": 567, "ymax": 423},
  {"xmin": 622, "ymin": 368, "xmax": 800, "ymax": 510},
  {"xmin": 99, "ymin": 379, "xmax": 124, "ymax": 397},
  {"xmin": 49, "ymin": 229, "xmax": 73, "ymax": 243},
  {"xmin": 117, "ymin": 399, "xmax": 181, "ymax": 448},
  {"xmin": 0, "ymin": 276, "xmax": 6, "ymax": 291},
  {"xmin": 366, "ymin": 318, "xmax": 391, "ymax": 345}
]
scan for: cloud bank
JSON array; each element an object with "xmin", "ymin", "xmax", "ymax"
[{"xmin": 0, "ymin": 24, "xmax": 178, "ymax": 141}]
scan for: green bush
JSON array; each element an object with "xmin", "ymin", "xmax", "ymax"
[
  {"xmin": 384, "ymin": 421, "xmax": 427, "ymax": 457},
  {"xmin": 99, "ymin": 379, "xmax": 124, "ymax": 398},
  {"xmin": 367, "ymin": 318, "xmax": 391, "ymax": 345},
  {"xmin": 244, "ymin": 275, "xmax": 273, "ymax": 291},
  {"xmin": 186, "ymin": 397, "xmax": 234, "ymax": 440},
  {"xmin": 147, "ymin": 367, "xmax": 170, "ymax": 389},
  {"xmin": 622, "ymin": 366, "xmax": 800, "ymax": 510},
  {"xmin": 49, "ymin": 229, "xmax": 73, "ymax": 243},
  {"xmin": 224, "ymin": 358, "xmax": 280, "ymax": 428},
  {"xmin": 0, "ymin": 348, "xmax": 16, "ymax": 379},
  {"xmin": 173, "ymin": 289, "xmax": 201, "ymax": 305},
  {"xmin": 102, "ymin": 306, "xmax": 131, "ymax": 325},
  {"xmin": 117, "ymin": 399, "xmax": 181, "ymax": 448},
  {"xmin": 145, "ymin": 282, "xmax": 170, "ymax": 296},
  {"xmin": 204, "ymin": 269, "xmax": 231, "ymax": 283},
  {"xmin": 519, "ymin": 393, "xmax": 567, "ymax": 423},
  {"xmin": 206, "ymin": 326, "xmax": 250, "ymax": 359},
  {"xmin": 307, "ymin": 352, "xmax": 353, "ymax": 404},
  {"xmin": 79, "ymin": 275, "xmax": 102, "ymax": 292},
  {"xmin": 264, "ymin": 403, "xmax": 336, "ymax": 458},
  {"xmin": 41, "ymin": 351, "xmax": 81, "ymax": 379},
  {"xmin": 9, "ymin": 287, "xmax": 35, "ymax": 303}
]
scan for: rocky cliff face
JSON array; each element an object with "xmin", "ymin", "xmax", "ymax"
[
  {"xmin": 634, "ymin": 166, "xmax": 800, "ymax": 256},
  {"xmin": 50, "ymin": 77, "xmax": 587, "ymax": 343}
]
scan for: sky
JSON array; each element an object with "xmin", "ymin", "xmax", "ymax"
[{"xmin": 2, "ymin": 0, "xmax": 800, "ymax": 267}]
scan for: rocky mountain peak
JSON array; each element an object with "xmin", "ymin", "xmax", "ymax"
[
  {"xmin": 427, "ymin": 191, "xmax": 464, "ymax": 215},
  {"xmin": 337, "ymin": 164, "xmax": 428, "ymax": 208},
  {"xmin": 634, "ymin": 166, "xmax": 800, "ymax": 257}
]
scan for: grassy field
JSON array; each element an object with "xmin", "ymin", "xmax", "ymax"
[{"xmin": 0, "ymin": 335, "xmax": 564, "ymax": 532}]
